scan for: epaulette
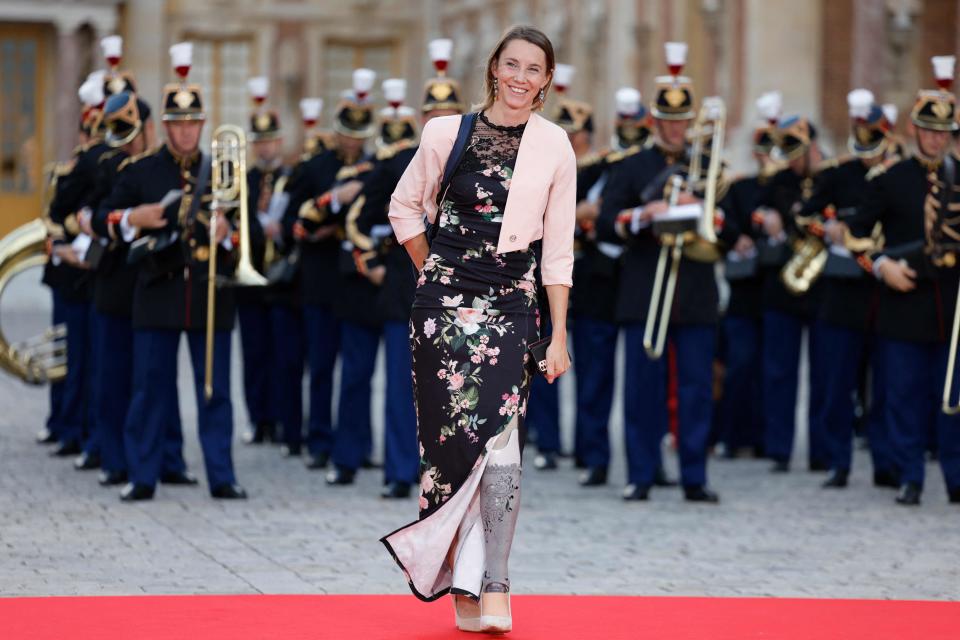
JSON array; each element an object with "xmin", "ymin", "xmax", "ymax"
[
  {"xmin": 376, "ymin": 138, "xmax": 417, "ymax": 161},
  {"xmin": 98, "ymin": 149, "xmax": 124, "ymax": 165},
  {"xmin": 336, "ymin": 161, "xmax": 375, "ymax": 181},
  {"xmin": 54, "ymin": 159, "xmax": 77, "ymax": 176},
  {"xmin": 866, "ymin": 154, "xmax": 900, "ymax": 181},
  {"xmin": 605, "ymin": 145, "xmax": 641, "ymax": 165},
  {"xmin": 577, "ymin": 149, "xmax": 609, "ymax": 170},
  {"xmin": 118, "ymin": 146, "xmax": 160, "ymax": 172}
]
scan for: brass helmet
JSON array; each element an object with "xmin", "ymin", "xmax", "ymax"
[
  {"xmin": 846, "ymin": 88, "xmax": 889, "ymax": 158},
  {"xmin": 775, "ymin": 115, "xmax": 816, "ymax": 161},
  {"xmin": 332, "ymin": 69, "xmax": 376, "ymax": 139},
  {"xmin": 422, "ymin": 39, "xmax": 464, "ymax": 114},
  {"xmin": 100, "ymin": 35, "xmax": 137, "ymax": 96},
  {"xmin": 651, "ymin": 42, "xmax": 695, "ymax": 121},
  {"xmin": 378, "ymin": 78, "xmax": 418, "ymax": 146},
  {"xmin": 161, "ymin": 42, "xmax": 205, "ymax": 122},
  {"xmin": 753, "ymin": 91, "xmax": 782, "ymax": 155},
  {"xmin": 78, "ymin": 70, "xmax": 106, "ymax": 136},
  {"xmin": 910, "ymin": 55, "xmax": 958, "ymax": 132},
  {"xmin": 247, "ymin": 76, "xmax": 281, "ymax": 141},
  {"xmin": 613, "ymin": 87, "xmax": 651, "ymax": 149}
]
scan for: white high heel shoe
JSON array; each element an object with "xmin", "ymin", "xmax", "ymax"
[
  {"xmin": 480, "ymin": 585, "xmax": 512, "ymax": 634},
  {"xmin": 453, "ymin": 594, "xmax": 483, "ymax": 632}
]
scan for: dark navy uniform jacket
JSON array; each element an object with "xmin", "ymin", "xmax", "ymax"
[
  {"xmin": 45, "ymin": 141, "xmax": 111, "ymax": 303},
  {"xmin": 235, "ymin": 162, "xmax": 290, "ymax": 306},
  {"xmin": 758, "ymin": 166, "xmax": 826, "ymax": 319},
  {"xmin": 722, "ymin": 173, "xmax": 772, "ymax": 320},
  {"xmin": 87, "ymin": 148, "xmax": 138, "ymax": 317},
  {"xmin": 570, "ymin": 149, "xmax": 620, "ymax": 323},
  {"xmin": 850, "ymin": 156, "xmax": 960, "ymax": 343},
  {"xmin": 351, "ymin": 142, "xmax": 419, "ymax": 324},
  {"xmin": 798, "ymin": 157, "xmax": 880, "ymax": 332},
  {"xmin": 597, "ymin": 143, "xmax": 737, "ymax": 326},
  {"xmin": 283, "ymin": 148, "xmax": 352, "ymax": 309},
  {"xmin": 97, "ymin": 144, "xmax": 237, "ymax": 332}
]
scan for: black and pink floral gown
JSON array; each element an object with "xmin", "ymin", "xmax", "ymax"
[{"xmin": 381, "ymin": 112, "xmax": 539, "ymax": 601}]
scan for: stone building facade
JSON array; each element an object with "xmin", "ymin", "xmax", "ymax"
[{"xmin": 0, "ymin": 0, "xmax": 957, "ymax": 234}]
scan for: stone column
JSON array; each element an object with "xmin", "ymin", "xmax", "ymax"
[
  {"xmin": 53, "ymin": 21, "xmax": 82, "ymax": 160},
  {"xmin": 851, "ymin": 0, "xmax": 887, "ymax": 92}
]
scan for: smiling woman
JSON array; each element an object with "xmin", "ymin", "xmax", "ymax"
[{"xmin": 381, "ymin": 24, "xmax": 576, "ymax": 636}]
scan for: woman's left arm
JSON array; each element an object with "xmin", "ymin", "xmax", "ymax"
[
  {"xmin": 544, "ymin": 284, "xmax": 571, "ymax": 384},
  {"xmin": 540, "ymin": 137, "xmax": 578, "ymax": 384}
]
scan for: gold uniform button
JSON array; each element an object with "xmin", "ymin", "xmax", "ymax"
[{"xmin": 509, "ymin": 234, "xmax": 517, "ymax": 242}]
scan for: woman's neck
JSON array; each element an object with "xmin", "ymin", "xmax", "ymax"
[{"xmin": 485, "ymin": 100, "xmax": 532, "ymax": 128}]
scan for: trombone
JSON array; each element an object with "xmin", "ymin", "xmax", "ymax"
[
  {"xmin": 643, "ymin": 98, "xmax": 725, "ymax": 359},
  {"xmin": 207, "ymin": 124, "xmax": 267, "ymax": 401}
]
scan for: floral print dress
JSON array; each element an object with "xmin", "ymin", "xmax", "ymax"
[{"xmin": 381, "ymin": 112, "xmax": 539, "ymax": 601}]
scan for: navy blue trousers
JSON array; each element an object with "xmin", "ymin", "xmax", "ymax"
[
  {"xmin": 237, "ymin": 303, "xmax": 275, "ymax": 426},
  {"xmin": 303, "ymin": 303, "xmax": 340, "ymax": 457},
  {"xmin": 93, "ymin": 312, "xmax": 132, "ymax": 474},
  {"xmin": 125, "ymin": 329, "xmax": 235, "ymax": 489},
  {"xmin": 383, "ymin": 320, "xmax": 418, "ymax": 484},
  {"xmin": 762, "ymin": 310, "xmax": 828, "ymax": 465},
  {"xmin": 271, "ymin": 305, "xmax": 305, "ymax": 449},
  {"xmin": 866, "ymin": 345, "xmax": 896, "ymax": 475},
  {"xmin": 59, "ymin": 299, "xmax": 94, "ymax": 448},
  {"xmin": 812, "ymin": 320, "xmax": 891, "ymax": 474},
  {"xmin": 880, "ymin": 339, "xmax": 960, "ymax": 490},
  {"xmin": 718, "ymin": 314, "xmax": 763, "ymax": 451},
  {"xmin": 572, "ymin": 316, "xmax": 618, "ymax": 468},
  {"xmin": 527, "ymin": 321, "xmax": 561, "ymax": 454},
  {"xmin": 45, "ymin": 289, "xmax": 66, "ymax": 438},
  {"xmin": 331, "ymin": 320, "xmax": 379, "ymax": 471},
  {"xmin": 623, "ymin": 322, "xmax": 714, "ymax": 487}
]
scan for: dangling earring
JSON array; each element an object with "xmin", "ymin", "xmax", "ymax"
[
  {"xmin": 493, "ymin": 78, "xmax": 499, "ymax": 99},
  {"xmin": 538, "ymin": 88, "xmax": 545, "ymax": 104}
]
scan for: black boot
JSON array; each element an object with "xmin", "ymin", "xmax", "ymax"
[
  {"xmin": 895, "ymin": 483, "xmax": 921, "ymax": 506},
  {"xmin": 770, "ymin": 459, "xmax": 790, "ymax": 473},
  {"xmin": 211, "ymin": 483, "xmax": 248, "ymax": 499},
  {"xmin": 579, "ymin": 467, "xmax": 608, "ymax": 487},
  {"xmin": 683, "ymin": 485, "xmax": 720, "ymax": 504},
  {"xmin": 160, "ymin": 470, "xmax": 199, "ymax": 486},
  {"xmin": 326, "ymin": 466, "xmax": 356, "ymax": 486},
  {"xmin": 50, "ymin": 440, "xmax": 81, "ymax": 457},
  {"xmin": 73, "ymin": 451, "xmax": 101, "ymax": 471},
  {"xmin": 120, "ymin": 483, "xmax": 155, "ymax": 502},
  {"xmin": 622, "ymin": 484, "xmax": 650, "ymax": 501},
  {"xmin": 305, "ymin": 451, "xmax": 329, "ymax": 470},
  {"xmin": 533, "ymin": 452, "xmax": 558, "ymax": 470},
  {"xmin": 822, "ymin": 470, "xmax": 849, "ymax": 488},
  {"xmin": 98, "ymin": 470, "xmax": 128, "ymax": 486},
  {"xmin": 808, "ymin": 459, "xmax": 830, "ymax": 472},
  {"xmin": 873, "ymin": 469, "xmax": 900, "ymax": 489},
  {"xmin": 36, "ymin": 429, "xmax": 58, "ymax": 445},
  {"xmin": 380, "ymin": 482, "xmax": 412, "ymax": 499},
  {"xmin": 948, "ymin": 487, "xmax": 960, "ymax": 504}
]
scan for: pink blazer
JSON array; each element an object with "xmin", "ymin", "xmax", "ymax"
[{"xmin": 388, "ymin": 112, "xmax": 577, "ymax": 287}]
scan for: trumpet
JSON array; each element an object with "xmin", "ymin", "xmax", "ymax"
[
  {"xmin": 206, "ymin": 124, "xmax": 267, "ymax": 401},
  {"xmin": 643, "ymin": 98, "xmax": 725, "ymax": 360}
]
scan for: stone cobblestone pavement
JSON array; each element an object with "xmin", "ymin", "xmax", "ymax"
[{"xmin": 0, "ymin": 280, "xmax": 957, "ymax": 600}]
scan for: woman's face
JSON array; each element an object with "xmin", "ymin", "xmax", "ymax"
[{"xmin": 492, "ymin": 39, "xmax": 550, "ymax": 111}]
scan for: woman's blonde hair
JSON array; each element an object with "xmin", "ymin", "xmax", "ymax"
[{"xmin": 475, "ymin": 25, "xmax": 555, "ymax": 113}]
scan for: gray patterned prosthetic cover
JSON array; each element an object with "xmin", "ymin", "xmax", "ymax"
[{"xmin": 480, "ymin": 425, "xmax": 521, "ymax": 592}]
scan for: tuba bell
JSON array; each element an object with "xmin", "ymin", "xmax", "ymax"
[{"xmin": 0, "ymin": 218, "xmax": 68, "ymax": 385}]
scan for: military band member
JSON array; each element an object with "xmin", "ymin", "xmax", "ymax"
[
  {"xmin": 598, "ymin": 43, "xmax": 732, "ymax": 503},
  {"xmin": 759, "ymin": 115, "xmax": 829, "ymax": 473},
  {"xmin": 717, "ymin": 91, "xmax": 781, "ymax": 457},
  {"xmin": 557, "ymin": 83, "xmax": 629, "ymax": 486},
  {"xmin": 290, "ymin": 69, "xmax": 377, "ymax": 481},
  {"xmin": 85, "ymin": 90, "xmax": 193, "ymax": 487},
  {"xmin": 36, "ymin": 73, "xmax": 106, "ymax": 448},
  {"xmin": 236, "ymin": 77, "xmax": 284, "ymax": 445},
  {"xmin": 44, "ymin": 71, "xmax": 110, "ymax": 461},
  {"xmin": 99, "ymin": 43, "xmax": 246, "ymax": 501},
  {"xmin": 849, "ymin": 56, "xmax": 960, "ymax": 506},
  {"xmin": 800, "ymin": 90, "xmax": 898, "ymax": 489}
]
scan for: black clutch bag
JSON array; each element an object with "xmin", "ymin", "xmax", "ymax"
[{"xmin": 526, "ymin": 336, "xmax": 571, "ymax": 377}]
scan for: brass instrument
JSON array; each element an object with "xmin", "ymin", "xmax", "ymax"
[
  {"xmin": 207, "ymin": 124, "xmax": 267, "ymax": 400},
  {"xmin": 0, "ymin": 219, "xmax": 68, "ymax": 384},
  {"xmin": 643, "ymin": 98, "xmax": 725, "ymax": 359},
  {"xmin": 945, "ymin": 278, "xmax": 960, "ymax": 414},
  {"xmin": 781, "ymin": 233, "xmax": 827, "ymax": 295}
]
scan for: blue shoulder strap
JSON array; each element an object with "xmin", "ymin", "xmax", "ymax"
[{"xmin": 427, "ymin": 112, "xmax": 477, "ymax": 243}]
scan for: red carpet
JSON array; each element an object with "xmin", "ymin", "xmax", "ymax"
[{"xmin": 1, "ymin": 594, "xmax": 957, "ymax": 639}]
